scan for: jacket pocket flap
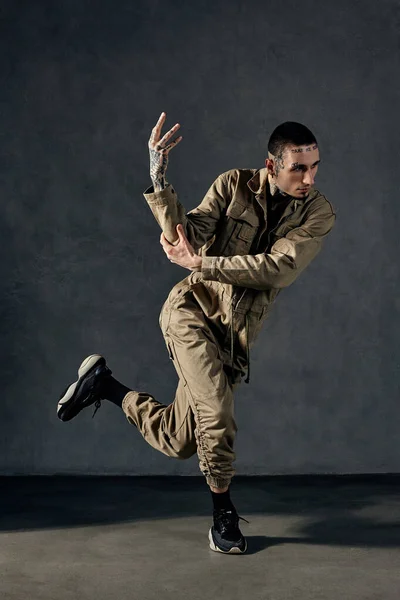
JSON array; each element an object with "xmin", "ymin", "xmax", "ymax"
[{"xmin": 226, "ymin": 201, "xmax": 258, "ymax": 226}]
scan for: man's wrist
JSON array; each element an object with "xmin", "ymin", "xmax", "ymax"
[
  {"xmin": 191, "ymin": 255, "xmax": 202, "ymax": 271},
  {"xmin": 151, "ymin": 176, "xmax": 166, "ymax": 192}
]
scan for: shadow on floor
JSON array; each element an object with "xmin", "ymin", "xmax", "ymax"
[{"xmin": 1, "ymin": 475, "xmax": 400, "ymax": 553}]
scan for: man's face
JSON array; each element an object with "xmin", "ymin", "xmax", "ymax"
[{"xmin": 265, "ymin": 143, "xmax": 321, "ymax": 198}]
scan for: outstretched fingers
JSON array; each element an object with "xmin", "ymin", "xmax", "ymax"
[
  {"xmin": 149, "ymin": 111, "xmax": 167, "ymax": 146},
  {"xmin": 149, "ymin": 112, "xmax": 183, "ymax": 154},
  {"xmin": 157, "ymin": 123, "xmax": 181, "ymax": 148},
  {"xmin": 163, "ymin": 135, "xmax": 183, "ymax": 153}
]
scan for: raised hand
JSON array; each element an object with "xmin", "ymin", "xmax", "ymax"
[{"xmin": 148, "ymin": 112, "xmax": 183, "ymax": 191}]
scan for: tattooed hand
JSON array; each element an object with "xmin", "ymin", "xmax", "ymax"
[{"xmin": 148, "ymin": 112, "xmax": 183, "ymax": 192}]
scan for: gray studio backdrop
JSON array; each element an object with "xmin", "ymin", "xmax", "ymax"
[{"xmin": 1, "ymin": 0, "xmax": 399, "ymax": 475}]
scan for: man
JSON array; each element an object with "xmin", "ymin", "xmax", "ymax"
[{"xmin": 57, "ymin": 114, "xmax": 336, "ymax": 554}]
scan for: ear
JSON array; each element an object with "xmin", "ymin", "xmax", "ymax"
[{"xmin": 265, "ymin": 157, "xmax": 275, "ymax": 177}]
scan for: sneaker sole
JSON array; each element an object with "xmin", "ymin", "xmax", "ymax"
[
  {"xmin": 57, "ymin": 354, "xmax": 105, "ymax": 421},
  {"xmin": 208, "ymin": 527, "xmax": 247, "ymax": 554}
]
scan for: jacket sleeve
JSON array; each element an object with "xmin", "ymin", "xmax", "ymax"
[
  {"xmin": 143, "ymin": 173, "xmax": 229, "ymax": 250},
  {"xmin": 201, "ymin": 198, "xmax": 336, "ymax": 290}
]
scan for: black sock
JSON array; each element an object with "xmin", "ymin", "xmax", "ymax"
[
  {"xmin": 101, "ymin": 375, "xmax": 131, "ymax": 408},
  {"xmin": 210, "ymin": 488, "xmax": 235, "ymax": 512}
]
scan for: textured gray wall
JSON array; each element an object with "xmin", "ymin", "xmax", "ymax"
[{"xmin": 1, "ymin": 0, "xmax": 399, "ymax": 475}]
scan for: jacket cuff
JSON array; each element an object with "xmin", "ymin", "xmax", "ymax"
[
  {"xmin": 143, "ymin": 183, "xmax": 177, "ymax": 206},
  {"xmin": 201, "ymin": 256, "xmax": 219, "ymax": 281}
]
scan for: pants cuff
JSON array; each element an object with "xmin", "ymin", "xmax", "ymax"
[
  {"xmin": 121, "ymin": 390, "xmax": 140, "ymax": 425},
  {"xmin": 206, "ymin": 476, "xmax": 232, "ymax": 489}
]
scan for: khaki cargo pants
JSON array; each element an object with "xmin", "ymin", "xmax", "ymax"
[{"xmin": 121, "ymin": 280, "xmax": 245, "ymax": 489}]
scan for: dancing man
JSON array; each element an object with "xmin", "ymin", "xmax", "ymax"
[{"xmin": 57, "ymin": 113, "xmax": 336, "ymax": 554}]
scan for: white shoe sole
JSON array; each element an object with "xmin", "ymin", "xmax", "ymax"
[
  {"xmin": 57, "ymin": 354, "xmax": 104, "ymax": 414},
  {"xmin": 208, "ymin": 527, "xmax": 247, "ymax": 554}
]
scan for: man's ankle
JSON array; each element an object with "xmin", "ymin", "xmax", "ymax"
[
  {"xmin": 210, "ymin": 487, "xmax": 235, "ymax": 512},
  {"xmin": 102, "ymin": 376, "xmax": 131, "ymax": 408}
]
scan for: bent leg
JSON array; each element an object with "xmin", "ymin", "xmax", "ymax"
[{"xmin": 122, "ymin": 379, "xmax": 197, "ymax": 460}]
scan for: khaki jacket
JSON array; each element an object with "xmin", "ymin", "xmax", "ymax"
[{"xmin": 144, "ymin": 167, "xmax": 336, "ymax": 381}]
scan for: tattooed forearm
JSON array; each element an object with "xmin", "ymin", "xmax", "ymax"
[{"xmin": 150, "ymin": 148, "xmax": 168, "ymax": 191}]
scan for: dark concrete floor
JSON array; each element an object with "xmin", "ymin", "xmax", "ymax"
[{"xmin": 1, "ymin": 475, "xmax": 400, "ymax": 600}]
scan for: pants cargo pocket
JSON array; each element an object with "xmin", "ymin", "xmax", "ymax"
[{"xmin": 165, "ymin": 336, "xmax": 187, "ymax": 387}]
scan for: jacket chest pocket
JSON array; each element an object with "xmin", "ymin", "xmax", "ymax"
[
  {"xmin": 221, "ymin": 201, "xmax": 259, "ymax": 255},
  {"xmin": 237, "ymin": 222, "xmax": 255, "ymax": 242}
]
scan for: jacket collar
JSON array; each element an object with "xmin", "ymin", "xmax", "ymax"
[{"xmin": 247, "ymin": 168, "xmax": 268, "ymax": 195}]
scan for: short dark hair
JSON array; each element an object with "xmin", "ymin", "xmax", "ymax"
[{"xmin": 268, "ymin": 121, "xmax": 317, "ymax": 158}]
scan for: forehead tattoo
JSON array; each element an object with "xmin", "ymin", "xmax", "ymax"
[{"xmin": 291, "ymin": 144, "xmax": 318, "ymax": 154}]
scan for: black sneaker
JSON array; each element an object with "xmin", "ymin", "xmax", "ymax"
[
  {"xmin": 208, "ymin": 508, "xmax": 248, "ymax": 554},
  {"xmin": 57, "ymin": 354, "xmax": 112, "ymax": 422}
]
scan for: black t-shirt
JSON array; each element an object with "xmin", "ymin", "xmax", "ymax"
[
  {"xmin": 251, "ymin": 191, "xmax": 291, "ymax": 253},
  {"xmin": 267, "ymin": 192, "xmax": 289, "ymax": 234}
]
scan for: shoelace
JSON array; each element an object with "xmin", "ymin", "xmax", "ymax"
[
  {"xmin": 215, "ymin": 509, "xmax": 250, "ymax": 534},
  {"xmin": 92, "ymin": 399, "xmax": 102, "ymax": 418},
  {"xmin": 91, "ymin": 368, "xmax": 113, "ymax": 418}
]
